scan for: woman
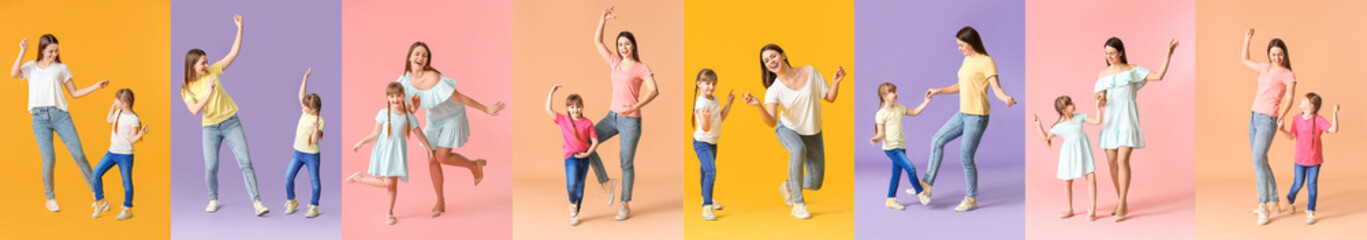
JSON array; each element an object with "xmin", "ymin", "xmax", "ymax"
[
  {"xmin": 583, "ymin": 6, "xmax": 661, "ymax": 221},
  {"xmin": 11, "ymin": 34, "xmax": 111, "ymax": 212},
  {"xmin": 741, "ymin": 44, "xmax": 845, "ymax": 219},
  {"xmin": 1240, "ymin": 28, "xmax": 1295, "ymax": 225},
  {"xmin": 1093, "ymin": 36, "xmax": 1177, "ymax": 222},
  {"xmin": 923, "ymin": 26, "xmax": 1017, "ymax": 212},
  {"xmin": 400, "ymin": 41, "xmax": 506, "ymax": 218}
]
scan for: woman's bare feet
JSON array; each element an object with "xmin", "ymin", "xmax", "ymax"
[
  {"xmin": 1060, "ymin": 210, "xmax": 1074, "ymax": 219},
  {"xmin": 432, "ymin": 202, "xmax": 446, "ymax": 218}
]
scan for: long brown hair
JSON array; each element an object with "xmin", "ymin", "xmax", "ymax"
[
  {"xmin": 875, "ymin": 82, "xmax": 897, "ymax": 133},
  {"xmin": 384, "ymin": 82, "xmax": 410, "ymax": 139},
  {"xmin": 617, "ymin": 31, "xmax": 640, "ymax": 62},
  {"xmin": 566, "ymin": 94, "xmax": 585, "ymax": 144},
  {"xmin": 404, "ymin": 42, "xmax": 441, "ymax": 76},
  {"xmin": 1268, "ymin": 38, "xmax": 1292, "ymax": 70},
  {"xmin": 759, "ymin": 44, "xmax": 791, "ymax": 88},
  {"xmin": 37, "ymin": 34, "xmax": 61, "ymax": 63},
  {"xmin": 1053, "ymin": 95, "xmax": 1073, "ymax": 127},
  {"xmin": 182, "ymin": 49, "xmax": 207, "ymax": 93},
  {"xmin": 1306, "ymin": 92, "xmax": 1323, "ymax": 150},
  {"xmin": 113, "ymin": 88, "xmax": 135, "ymax": 135},
  {"xmin": 956, "ymin": 26, "xmax": 988, "ymax": 56},
  {"xmin": 693, "ymin": 68, "xmax": 717, "ymax": 128},
  {"xmin": 1104, "ymin": 37, "xmax": 1128, "ymax": 66},
  {"xmin": 303, "ymin": 93, "xmax": 323, "ymax": 143}
]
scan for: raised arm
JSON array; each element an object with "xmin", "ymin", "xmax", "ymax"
[
  {"xmin": 987, "ymin": 75, "xmax": 1016, "ymax": 106},
  {"xmin": 1032, "ymin": 115, "xmax": 1055, "ymax": 145},
  {"xmin": 127, "ymin": 125, "xmax": 150, "ymax": 143},
  {"xmin": 298, "ymin": 67, "xmax": 311, "ymax": 103},
  {"xmin": 906, "ymin": 95, "xmax": 932, "ymax": 116},
  {"xmin": 106, "ymin": 102, "xmax": 119, "ymax": 123},
  {"xmin": 593, "ymin": 7, "xmax": 616, "ymax": 64},
  {"xmin": 1241, "ymin": 29, "xmax": 1260, "ymax": 71},
  {"xmin": 452, "ymin": 88, "xmax": 506, "ymax": 116},
  {"xmin": 720, "ymin": 90, "xmax": 736, "ymax": 120},
  {"xmin": 352, "ymin": 121, "xmax": 384, "ymax": 152},
  {"xmin": 1145, "ymin": 39, "xmax": 1179, "ymax": 82},
  {"xmin": 696, "ymin": 105, "xmax": 713, "ymax": 132},
  {"xmin": 11, "ymin": 38, "xmax": 25, "ymax": 79},
  {"xmin": 1085, "ymin": 108, "xmax": 1104, "ymax": 125},
  {"xmin": 823, "ymin": 66, "xmax": 845, "ymax": 102},
  {"xmin": 743, "ymin": 92, "xmax": 779, "ymax": 128},
  {"xmin": 63, "ymin": 78, "xmax": 110, "ymax": 99},
  {"xmin": 1327, "ymin": 104, "xmax": 1340, "ymax": 133},
  {"xmin": 217, "ymin": 15, "xmax": 244, "ymax": 71},
  {"xmin": 545, "ymin": 84, "xmax": 561, "ymax": 119},
  {"xmin": 620, "ymin": 74, "xmax": 659, "ymax": 116}
]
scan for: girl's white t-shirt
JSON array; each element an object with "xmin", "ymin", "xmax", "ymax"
[
  {"xmin": 764, "ymin": 66, "xmax": 828, "ymax": 135},
  {"xmin": 693, "ymin": 96, "xmax": 723, "ymax": 144},
  {"xmin": 109, "ymin": 112, "xmax": 140, "ymax": 155},
  {"xmin": 20, "ymin": 61, "xmax": 73, "ymax": 112}
]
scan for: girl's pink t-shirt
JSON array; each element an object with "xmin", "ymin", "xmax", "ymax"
[
  {"xmin": 1291, "ymin": 114, "xmax": 1330, "ymax": 166},
  {"xmin": 609, "ymin": 55, "xmax": 652, "ymax": 118},
  {"xmin": 1252, "ymin": 63, "xmax": 1295, "ymax": 116},
  {"xmin": 555, "ymin": 113, "xmax": 597, "ymax": 159}
]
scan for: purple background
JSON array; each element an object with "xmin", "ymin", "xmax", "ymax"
[
  {"xmin": 170, "ymin": 0, "xmax": 341, "ymax": 239},
  {"xmin": 854, "ymin": 0, "xmax": 1025, "ymax": 239}
]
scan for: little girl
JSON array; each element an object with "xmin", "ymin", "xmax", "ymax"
[
  {"xmin": 92, "ymin": 88, "xmax": 148, "ymax": 220},
  {"xmin": 545, "ymin": 84, "xmax": 599, "ymax": 226},
  {"xmin": 1032, "ymin": 96, "xmax": 1103, "ymax": 221},
  {"xmin": 348, "ymin": 82, "xmax": 432, "ymax": 225},
  {"xmin": 869, "ymin": 83, "xmax": 932, "ymax": 211},
  {"xmin": 286, "ymin": 68, "xmax": 324, "ymax": 218},
  {"xmin": 692, "ymin": 69, "xmax": 733, "ymax": 220},
  {"xmin": 1278, "ymin": 92, "xmax": 1339, "ymax": 225}
]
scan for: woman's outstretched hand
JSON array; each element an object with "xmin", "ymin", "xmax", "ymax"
[{"xmin": 742, "ymin": 92, "xmax": 762, "ymax": 106}]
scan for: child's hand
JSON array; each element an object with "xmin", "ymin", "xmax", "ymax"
[
  {"xmin": 19, "ymin": 38, "xmax": 27, "ymax": 51},
  {"xmin": 550, "ymin": 84, "xmax": 562, "ymax": 92},
  {"xmin": 925, "ymin": 89, "xmax": 938, "ymax": 99},
  {"xmin": 868, "ymin": 137, "xmax": 878, "ymax": 147},
  {"xmin": 726, "ymin": 90, "xmax": 735, "ymax": 103},
  {"xmin": 574, "ymin": 152, "xmax": 591, "ymax": 159},
  {"xmin": 1032, "ymin": 114, "xmax": 1040, "ymax": 124},
  {"xmin": 1334, "ymin": 104, "xmax": 1341, "ymax": 113},
  {"xmin": 352, "ymin": 142, "xmax": 363, "ymax": 152},
  {"xmin": 1277, "ymin": 118, "xmax": 1284, "ymax": 130},
  {"xmin": 743, "ymin": 92, "xmax": 761, "ymax": 106},
  {"xmin": 304, "ymin": 67, "xmax": 312, "ymax": 78},
  {"xmin": 700, "ymin": 109, "xmax": 712, "ymax": 120}
]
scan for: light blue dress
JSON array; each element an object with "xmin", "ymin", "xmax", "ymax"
[
  {"xmin": 1094, "ymin": 66, "xmax": 1150, "ymax": 149},
  {"xmin": 398, "ymin": 73, "xmax": 470, "ymax": 149},
  {"xmin": 1050, "ymin": 113, "xmax": 1096, "ymax": 180},
  {"xmin": 368, "ymin": 109, "xmax": 419, "ymax": 182}
]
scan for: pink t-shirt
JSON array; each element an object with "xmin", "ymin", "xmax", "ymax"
[
  {"xmin": 555, "ymin": 113, "xmax": 597, "ymax": 159},
  {"xmin": 1290, "ymin": 114, "xmax": 1330, "ymax": 166},
  {"xmin": 1251, "ymin": 63, "xmax": 1295, "ymax": 116},
  {"xmin": 609, "ymin": 55, "xmax": 652, "ymax": 118}
]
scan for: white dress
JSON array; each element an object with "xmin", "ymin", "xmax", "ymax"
[
  {"xmin": 398, "ymin": 73, "xmax": 470, "ymax": 149},
  {"xmin": 1050, "ymin": 113, "xmax": 1096, "ymax": 180},
  {"xmin": 1094, "ymin": 66, "xmax": 1149, "ymax": 149},
  {"xmin": 368, "ymin": 109, "xmax": 419, "ymax": 182}
]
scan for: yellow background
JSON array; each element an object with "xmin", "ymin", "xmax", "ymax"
[
  {"xmin": 0, "ymin": 0, "xmax": 171, "ymax": 239},
  {"xmin": 682, "ymin": 0, "xmax": 854, "ymax": 239}
]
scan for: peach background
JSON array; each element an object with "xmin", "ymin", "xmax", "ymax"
[
  {"xmin": 340, "ymin": 0, "xmax": 512, "ymax": 239},
  {"xmin": 1024, "ymin": 0, "xmax": 1196, "ymax": 239},
  {"xmin": 511, "ymin": 0, "xmax": 683, "ymax": 239},
  {"xmin": 0, "ymin": 0, "xmax": 172, "ymax": 239},
  {"xmin": 682, "ymin": 0, "xmax": 855, "ymax": 239},
  {"xmin": 1195, "ymin": 0, "xmax": 1367, "ymax": 237}
]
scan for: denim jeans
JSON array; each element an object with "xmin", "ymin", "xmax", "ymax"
[
  {"xmin": 565, "ymin": 156, "xmax": 589, "ymax": 212},
  {"xmin": 202, "ymin": 115, "xmax": 261, "ymax": 201},
  {"xmin": 92, "ymin": 152, "xmax": 134, "ymax": 207},
  {"xmin": 775, "ymin": 125, "xmax": 825, "ymax": 204},
  {"xmin": 587, "ymin": 111, "xmax": 642, "ymax": 202},
  {"xmin": 884, "ymin": 148, "xmax": 923, "ymax": 198},
  {"xmin": 1249, "ymin": 112, "xmax": 1279, "ymax": 202},
  {"xmin": 693, "ymin": 140, "xmax": 718, "ymax": 206},
  {"xmin": 31, "ymin": 106, "xmax": 95, "ymax": 200},
  {"xmin": 285, "ymin": 151, "xmax": 322, "ymax": 205},
  {"xmin": 924, "ymin": 112, "xmax": 989, "ymax": 198},
  {"xmin": 1287, "ymin": 163, "xmax": 1320, "ymax": 210}
]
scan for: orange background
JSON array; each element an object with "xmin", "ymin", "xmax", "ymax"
[
  {"xmin": 0, "ymin": 0, "xmax": 172, "ymax": 239},
  {"xmin": 1195, "ymin": 0, "xmax": 1367, "ymax": 237},
  {"xmin": 340, "ymin": 0, "xmax": 513, "ymax": 239},
  {"xmin": 511, "ymin": 0, "xmax": 684, "ymax": 239},
  {"xmin": 1024, "ymin": 0, "xmax": 1196, "ymax": 239}
]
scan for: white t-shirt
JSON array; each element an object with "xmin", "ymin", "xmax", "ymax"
[
  {"xmin": 693, "ymin": 95, "xmax": 723, "ymax": 144},
  {"xmin": 764, "ymin": 66, "xmax": 828, "ymax": 135},
  {"xmin": 109, "ymin": 111, "xmax": 140, "ymax": 155},
  {"xmin": 20, "ymin": 61, "xmax": 73, "ymax": 112}
]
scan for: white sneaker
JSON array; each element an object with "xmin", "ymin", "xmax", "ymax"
[
  {"xmin": 1288, "ymin": 203, "xmax": 1297, "ymax": 214},
  {"xmin": 205, "ymin": 200, "xmax": 219, "ymax": 213},
  {"xmin": 711, "ymin": 201, "xmax": 723, "ymax": 210},
  {"xmin": 615, "ymin": 202, "xmax": 631, "ymax": 221},
  {"xmin": 920, "ymin": 180, "xmax": 933, "ymax": 197},
  {"xmin": 253, "ymin": 201, "xmax": 270, "ymax": 217},
  {"xmin": 779, "ymin": 182, "xmax": 794, "ymax": 206},
  {"xmin": 92, "ymin": 199, "xmax": 110, "ymax": 218},
  {"xmin": 601, "ymin": 179, "xmax": 617, "ymax": 206},
  {"xmin": 954, "ymin": 197, "xmax": 978, "ymax": 212},
  {"xmin": 305, "ymin": 205, "xmax": 319, "ymax": 218},
  {"xmin": 1306, "ymin": 210, "xmax": 1316, "ymax": 225},
  {"xmin": 791, "ymin": 203, "xmax": 811, "ymax": 219},
  {"xmin": 570, "ymin": 215, "xmax": 580, "ymax": 226},
  {"xmin": 568, "ymin": 204, "xmax": 578, "ymax": 218},
  {"xmin": 285, "ymin": 200, "xmax": 299, "ymax": 215},
  {"xmin": 885, "ymin": 198, "xmax": 905, "ymax": 211},
  {"xmin": 116, "ymin": 207, "xmax": 134, "ymax": 220},
  {"xmin": 918, "ymin": 193, "xmax": 932, "ymax": 206},
  {"xmin": 1255, "ymin": 206, "xmax": 1270, "ymax": 225},
  {"xmin": 46, "ymin": 199, "xmax": 60, "ymax": 212},
  {"xmin": 702, "ymin": 205, "xmax": 717, "ymax": 221}
]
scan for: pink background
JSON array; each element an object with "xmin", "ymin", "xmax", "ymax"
[
  {"xmin": 1024, "ymin": 0, "xmax": 1195, "ymax": 239},
  {"xmin": 340, "ymin": 0, "xmax": 512, "ymax": 239}
]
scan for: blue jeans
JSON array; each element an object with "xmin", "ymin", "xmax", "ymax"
[
  {"xmin": 285, "ymin": 151, "xmax": 321, "ymax": 206},
  {"xmin": 1249, "ymin": 112, "xmax": 1279, "ymax": 202},
  {"xmin": 884, "ymin": 148, "xmax": 923, "ymax": 198},
  {"xmin": 92, "ymin": 152, "xmax": 134, "ymax": 207},
  {"xmin": 565, "ymin": 156, "xmax": 589, "ymax": 212},
  {"xmin": 693, "ymin": 140, "xmax": 718, "ymax": 206},
  {"xmin": 587, "ymin": 111, "xmax": 641, "ymax": 202},
  {"xmin": 31, "ymin": 107, "xmax": 95, "ymax": 199},
  {"xmin": 775, "ymin": 125, "xmax": 825, "ymax": 204},
  {"xmin": 1287, "ymin": 163, "xmax": 1320, "ymax": 211},
  {"xmin": 202, "ymin": 115, "xmax": 261, "ymax": 201},
  {"xmin": 924, "ymin": 112, "xmax": 989, "ymax": 198}
]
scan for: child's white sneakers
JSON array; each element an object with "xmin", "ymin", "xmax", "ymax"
[
  {"xmin": 91, "ymin": 199, "xmax": 110, "ymax": 218},
  {"xmin": 305, "ymin": 205, "xmax": 319, "ymax": 218},
  {"xmin": 116, "ymin": 207, "xmax": 134, "ymax": 221},
  {"xmin": 885, "ymin": 198, "xmax": 905, "ymax": 211},
  {"xmin": 285, "ymin": 199, "xmax": 299, "ymax": 215}
]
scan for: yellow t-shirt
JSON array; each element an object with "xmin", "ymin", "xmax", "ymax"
[
  {"xmin": 874, "ymin": 104, "xmax": 907, "ymax": 150},
  {"xmin": 180, "ymin": 63, "xmax": 239, "ymax": 126},
  {"xmin": 958, "ymin": 55, "xmax": 998, "ymax": 115},
  {"xmin": 293, "ymin": 113, "xmax": 324, "ymax": 153}
]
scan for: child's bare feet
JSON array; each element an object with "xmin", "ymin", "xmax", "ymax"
[
  {"xmin": 472, "ymin": 159, "xmax": 487, "ymax": 186},
  {"xmin": 346, "ymin": 171, "xmax": 362, "ymax": 183}
]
